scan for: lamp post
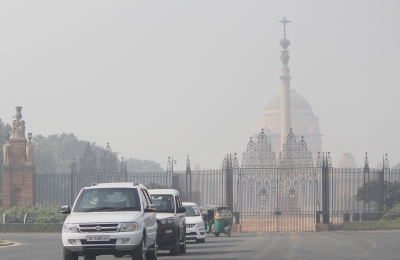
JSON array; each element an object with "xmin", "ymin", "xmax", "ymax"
[
  {"xmin": 186, "ymin": 155, "xmax": 192, "ymax": 201},
  {"xmin": 167, "ymin": 156, "xmax": 177, "ymax": 187}
]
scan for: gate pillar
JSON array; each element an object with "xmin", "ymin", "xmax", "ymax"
[
  {"xmin": 321, "ymin": 152, "xmax": 330, "ymax": 224},
  {"xmin": 223, "ymin": 154, "xmax": 234, "ymax": 210}
]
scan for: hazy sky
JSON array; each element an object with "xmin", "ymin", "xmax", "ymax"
[{"xmin": 1, "ymin": 1, "xmax": 399, "ymax": 170}]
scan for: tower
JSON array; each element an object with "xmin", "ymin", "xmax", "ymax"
[
  {"xmin": 256, "ymin": 17, "xmax": 323, "ymax": 156},
  {"xmin": 279, "ymin": 16, "xmax": 292, "ymax": 149},
  {"xmin": 1, "ymin": 106, "xmax": 35, "ymax": 209}
]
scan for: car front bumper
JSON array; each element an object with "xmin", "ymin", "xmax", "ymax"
[
  {"xmin": 185, "ymin": 227, "xmax": 206, "ymax": 240},
  {"xmin": 62, "ymin": 230, "xmax": 142, "ymax": 254}
]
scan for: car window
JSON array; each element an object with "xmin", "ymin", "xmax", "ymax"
[
  {"xmin": 141, "ymin": 189, "xmax": 149, "ymax": 209},
  {"xmin": 150, "ymin": 194, "xmax": 174, "ymax": 213},
  {"xmin": 184, "ymin": 205, "xmax": 200, "ymax": 216},
  {"xmin": 143, "ymin": 189, "xmax": 152, "ymax": 204},
  {"xmin": 175, "ymin": 196, "xmax": 180, "ymax": 210},
  {"xmin": 73, "ymin": 188, "xmax": 140, "ymax": 212}
]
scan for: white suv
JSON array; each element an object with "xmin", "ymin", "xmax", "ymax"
[
  {"xmin": 61, "ymin": 182, "xmax": 157, "ymax": 260},
  {"xmin": 182, "ymin": 202, "xmax": 206, "ymax": 243},
  {"xmin": 148, "ymin": 189, "xmax": 187, "ymax": 255}
]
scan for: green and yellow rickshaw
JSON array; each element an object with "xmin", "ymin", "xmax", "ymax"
[{"xmin": 201, "ymin": 205, "xmax": 233, "ymax": 237}]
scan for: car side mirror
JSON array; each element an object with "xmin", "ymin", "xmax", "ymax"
[
  {"xmin": 60, "ymin": 205, "xmax": 71, "ymax": 214},
  {"xmin": 145, "ymin": 204, "xmax": 157, "ymax": 213},
  {"xmin": 177, "ymin": 206, "xmax": 186, "ymax": 214},
  {"xmin": 202, "ymin": 212, "xmax": 208, "ymax": 216}
]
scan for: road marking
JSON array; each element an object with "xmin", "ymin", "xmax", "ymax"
[{"xmin": 331, "ymin": 232, "xmax": 377, "ymax": 256}]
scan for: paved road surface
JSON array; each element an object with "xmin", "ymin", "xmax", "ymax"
[{"xmin": 0, "ymin": 231, "xmax": 399, "ymax": 260}]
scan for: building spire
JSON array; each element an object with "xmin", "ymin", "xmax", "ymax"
[
  {"xmin": 279, "ymin": 15, "xmax": 291, "ymax": 64},
  {"xmin": 279, "ymin": 15, "xmax": 291, "ymax": 39}
]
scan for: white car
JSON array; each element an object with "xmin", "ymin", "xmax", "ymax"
[
  {"xmin": 182, "ymin": 202, "xmax": 206, "ymax": 243},
  {"xmin": 61, "ymin": 182, "xmax": 158, "ymax": 260},
  {"xmin": 148, "ymin": 189, "xmax": 187, "ymax": 255}
]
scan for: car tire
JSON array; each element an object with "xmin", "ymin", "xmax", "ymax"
[
  {"xmin": 169, "ymin": 236, "xmax": 180, "ymax": 256},
  {"xmin": 214, "ymin": 233, "xmax": 220, "ymax": 237},
  {"xmin": 63, "ymin": 247, "xmax": 78, "ymax": 260},
  {"xmin": 132, "ymin": 236, "xmax": 146, "ymax": 260},
  {"xmin": 196, "ymin": 238, "xmax": 205, "ymax": 243},
  {"xmin": 179, "ymin": 235, "xmax": 186, "ymax": 253},
  {"xmin": 146, "ymin": 239, "xmax": 157, "ymax": 260},
  {"xmin": 84, "ymin": 255, "xmax": 96, "ymax": 260}
]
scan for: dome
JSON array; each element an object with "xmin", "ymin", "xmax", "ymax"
[{"xmin": 264, "ymin": 89, "xmax": 314, "ymax": 115}]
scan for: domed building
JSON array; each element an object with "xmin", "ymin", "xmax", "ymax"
[{"xmin": 257, "ymin": 89, "xmax": 323, "ymax": 157}]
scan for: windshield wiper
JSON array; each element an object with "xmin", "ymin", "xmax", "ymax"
[
  {"xmin": 106, "ymin": 207, "xmax": 138, "ymax": 211},
  {"xmin": 83, "ymin": 207, "xmax": 115, "ymax": 212}
]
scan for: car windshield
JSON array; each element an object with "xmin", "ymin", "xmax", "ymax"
[
  {"xmin": 73, "ymin": 188, "xmax": 141, "ymax": 212},
  {"xmin": 184, "ymin": 204, "xmax": 200, "ymax": 216},
  {"xmin": 150, "ymin": 194, "xmax": 174, "ymax": 213}
]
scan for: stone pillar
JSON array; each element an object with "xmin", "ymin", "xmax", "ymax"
[
  {"xmin": 1, "ymin": 107, "xmax": 35, "ymax": 210},
  {"xmin": 280, "ymin": 65, "xmax": 291, "ymax": 146},
  {"xmin": 278, "ymin": 16, "xmax": 292, "ymax": 149}
]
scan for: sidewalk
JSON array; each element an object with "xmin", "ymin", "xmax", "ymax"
[{"xmin": 0, "ymin": 238, "xmax": 14, "ymax": 246}]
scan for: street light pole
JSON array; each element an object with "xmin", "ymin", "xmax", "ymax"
[
  {"xmin": 167, "ymin": 156, "xmax": 177, "ymax": 188},
  {"xmin": 186, "ymin": 155, "xmax": 192, "ymax": 201}
]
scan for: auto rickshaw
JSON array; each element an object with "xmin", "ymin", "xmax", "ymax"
[{"xmin": 201, "ymin": 205, "xmax": 232, "ymax": 237}]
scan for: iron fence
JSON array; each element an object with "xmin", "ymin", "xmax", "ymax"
[{"xmin": 28, "ymin": 132, "xmax": 400, "ymax": 233}]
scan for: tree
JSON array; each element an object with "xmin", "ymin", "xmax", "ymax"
[
  {"xmin": 33, "ymin": 133, "xmax": 164, "ymax": 174},
  {"xmin": 0, "ymin": 119, "xmax": 12, "ymax": 201},
  {"xmin": 356, "ymin": 180, "xmax": 400, "ymax": 209},
  {"xmin": 33, "ymin": 133, "xmax": 106, "ymax": 174},
  {"xmin": 125, "ymin": 158, "xmax": 164, "ymax": 172}
]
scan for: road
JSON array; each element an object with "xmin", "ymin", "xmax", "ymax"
[{"xmin": 0, "ymin": 231, "xmax": 399, "ymax": 260}]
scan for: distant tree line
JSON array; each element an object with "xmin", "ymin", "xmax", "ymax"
[
  {"xmin": 0, "ymin": 119, "xmax": 12, "ymax": 193},
  {"xmin": 32, "ymin": 133, "xmax": 164, "ymax": 174},
  {"xmin": 0, "ymin": 115, "xmax": 163, "ymax": 200}
]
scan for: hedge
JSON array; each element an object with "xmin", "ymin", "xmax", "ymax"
[
  {"xmin": 343, "ymin": 220, "xmax": 400, "ymax": 231},
  {"xmin": 0, "ymin": 223, "xmax": 62, "ymax": 233}
]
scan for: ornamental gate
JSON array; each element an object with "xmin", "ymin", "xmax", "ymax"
[
  {"xmin": 71, "ymin": 143, "xmax": 127, "ymax": 199},
  {"xmin": 239, "ymin": 130, "xmax": 321, "ymax": 232}
]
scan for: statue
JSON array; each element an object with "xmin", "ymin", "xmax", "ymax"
[{"xmin": 15, "ymin": 106, "xmax": 22, "ymax": 120}]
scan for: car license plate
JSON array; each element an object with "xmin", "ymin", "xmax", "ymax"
[{"xmin": 86, "ymin": 235, "xmax": 110, "ymax": 241}]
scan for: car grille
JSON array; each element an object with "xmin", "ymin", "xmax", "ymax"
[
  {"xmin": 81, "ymin": 239, "xmax": 117, "ymax": 245},
  {"xmin": 78, "ymin": 223, "xmax": 119, "ymax": 232},
  {"xmin": 186, "ymin": 224, "xmax": 195, "ymax": 228},
  {"xmin": 186, "ymin": 232, "xmax": 197, "ymax": 236}
]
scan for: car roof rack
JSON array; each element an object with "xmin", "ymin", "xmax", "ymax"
[{"xmin": 88, "ymin": 183, "xmax": 98, "ymax": 187}]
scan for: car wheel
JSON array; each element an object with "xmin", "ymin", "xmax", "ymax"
[
  {"xmin": 84, "ymin": 255, "xmax": 96, "ymax": 260},
  {"xmin": 63, "ymin": 247, "xmax": 78, "ymax": 260},
  {"xmin": 146, "ymin": 239, "xmax": 157, "ymax": 260},
  {"xmin": 169, "ymin": 236, "xmax": 180, "ymax": 256},
  {"xmin": 179, "ymin": 235, "xmax": 186, "ymax": 253},
  {"xmin": 196, "ymin": 238, "xmax": 205, "ymax": 243},
  {"xmin": 132, "ymin": 236, "xmax": 146, "ymax": 260},
  {"xmin": 214, "ymin": 233, "xmax": 220, "ymax": 237}
]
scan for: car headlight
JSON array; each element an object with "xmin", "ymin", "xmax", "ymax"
[
  {"xmin": 120, "ymin": 222, "xmax": 138, "ymax": 232},
  {"xmin": 63, "ymin": 223, "xmax": 79, "ymax": 233},
  {"xmin": 160, "ymin": 218, "xmax": 174, "ymax": 225},
  {"xmin": 195, "ymin": 221, "xmax": 205, "ymax": 228}
]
